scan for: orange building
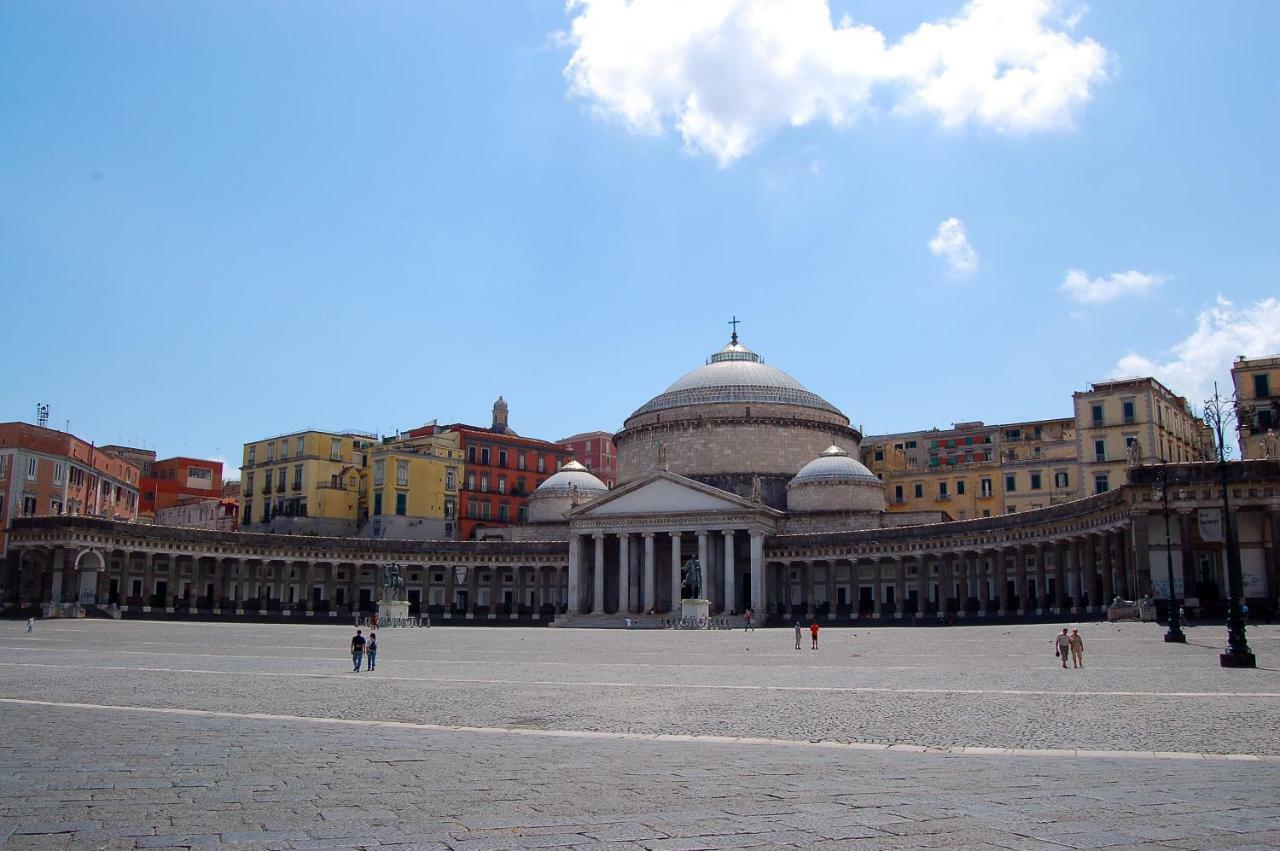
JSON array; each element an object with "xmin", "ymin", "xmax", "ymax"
[
  {"xmin": 139, "ymin": 457, "xmax": 224, "ymax": 518},
  {"xmin": 429, "ymin": 398, "xmax": 571, "ymax": 540},
  {"xmin": 0, "ymin": 422, "xmax": 141, "ymax": 556}
]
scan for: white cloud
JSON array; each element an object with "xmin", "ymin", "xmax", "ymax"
[
  {"xmin": 1060, "ymin": 269, "xmax": 1166, "ymax": 304},
  {"xmin": 562, "ymin": 0, "xmax": 1109, "ymax": 165},
  {"xmin": 928, "ymin": 217, "xmax": 978, "ymax": 276},
  {"xmin": 1111, "ymin": 296, "xmax": 1280, "ymax": 402}
]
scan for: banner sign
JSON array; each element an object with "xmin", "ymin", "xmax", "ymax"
[{"xmin": 1197, "ymin": 508, "xmax": 1223, "ymax": 543}]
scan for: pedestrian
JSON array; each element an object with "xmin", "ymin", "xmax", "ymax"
[
  {"xmin": 794, "ymin": 621, "xmax": 802, "ymax": 650},
  {"xmin": 366, "ymin": 632, "xmax": 378, "ymax": 671},
  {"xmin": 26, "ymin": 617, "xmax": 33, "ymax": 633},
  {"xmin": 810, "ymin": 620, "xmax": 820, "ymax": 650},
  {"xmin": 1068, "ymin": 628, "xmax": 1084, "ymax": 668},
  {"xmin": 744, "ymin": 608, "xmax": 754, "ymax": 631},
  {"xmin": 350, "ymin": 629, "xmax": 366, "ymax": 672},
  {"xmin": 624, "ymin": 616, "xmax": 632, "ymax": 630},
  {"xmin": 1054, "ymin": 627, "xmax": 1070, "ymax": 669}
]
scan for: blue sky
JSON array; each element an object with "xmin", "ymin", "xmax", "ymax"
[{"xmin": 2, "ymin": 1, "xmax": 1278, "ymax": 475}]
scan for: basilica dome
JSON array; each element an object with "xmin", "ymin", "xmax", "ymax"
[
  {"xmin": 614, "ymin": 333, "xmax": 862, "ymax": 509},
  {"xmin": 790, "ymin": 445, "xmax": 880, "ymax": 486}
]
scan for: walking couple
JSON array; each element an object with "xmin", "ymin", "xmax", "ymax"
[
  {"xmin": 350, "ymin": 629, "xmax": 379, "ymax": 672},
  {"xmin": 1054, "ymin": 627, "xmax": 1084, "ymax": 668}
]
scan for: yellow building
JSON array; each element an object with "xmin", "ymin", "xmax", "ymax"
[
  {"xmin": 239, "ymin": 429, "xmax": 377, "ymax": 536},
  {"xmin": 862, "ymin": 418, "xmax": 1075, "ymax": 520},
  {"xmin": 1232, "ymin": 355, "xmax": 1280, "ymax": 460},
  {"xmin": 365, "ymin": 428, "xmax": 463, "ymax": 540},
  {"xmin": 1072, "ymin": 376, "xmax": 1209, "ymax": 497}
]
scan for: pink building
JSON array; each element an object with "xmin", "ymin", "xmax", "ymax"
[{"xmin": 558, "ymin": 430, "xmax": 617, "ymax": 489}]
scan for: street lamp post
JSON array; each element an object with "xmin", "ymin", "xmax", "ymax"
[
  {"xmin": 1152, "ymin": 466, "xmax": 1185, "ymax": 643},
  {"xmin": 1204, "ymin": 383, "xmax": 1256, "ymax": 669}
]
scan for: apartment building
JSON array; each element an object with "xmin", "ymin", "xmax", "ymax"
[
  {"xmin": 558, "ymin": 430, "xmax": 617, "ymax": 488},
  {"xmin": 239, "ymin": 429, "xmax": 377, "ymax": 535},
  {"xmin": 0, "ymin": 422, "xmax": 141, "ymax": 555},
  {"xmin": 1232, "ymin": 354, "xmax": 1280, "ymax": 460},
  {"xmin": 139, "ymin": 456, "xmax": 224, "ymax": 518},
  {"xmin": 364, "ymin": 427, "xmax": 463, "ymax": 541},
  {"xmin": 1073, "ymin": 376, "xmax": 1210, "ymax": 497}
]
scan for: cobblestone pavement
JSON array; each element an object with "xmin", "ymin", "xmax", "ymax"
[{"xmin": 0, "ymin": 620, "xmax": 1277, "ymax": 849}]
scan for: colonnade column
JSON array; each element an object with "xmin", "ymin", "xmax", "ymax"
[
  {"xmin": 1100, "ymin": 533, "xmax": 1114, "ymax": 606},
  {"xmin": 977, "ymin": 551, "xmax": 990, "ymax": 615},
  {"xmin": 592, "ymin": 534, "xmax": 606, "ymax": 614},
  {"xmin": 895, "ymin": 558, "xmax": 906, "ymax": 619},
  {"xmin": 722, "ymin": 531, "xmax": 736, "ymax": 614},
  {"xmin": 1015, "ymin": 546, "xmax": 1029, "ymax": 615},
  {"xmin": 749, "ymin": 531, "xmax": 764, "ymax": 616},
  {"xmin": 1113, "ymin": 529, "xmax": 1130, "ymax": 599},
  {"xmin": 1054, "ymin": 541, "xmax": 1068, "ymax": 611},
  {"xmin": 618, "ymin": 533, "xmax": 631, "ymax": 614},
  {"xmin": 873, "ymin": 559, "xmax": 884, "ymax": 617},
  {"xmin": 941, "ymin": 554, "xmax": 954, "ymax": 617},
  {"xmin": 567, "ymin": 535, "xmax": 581, "ymax": 614},
  {"xmin": 142, "ymin": 553, "xmax": 155, "ymax": 608},
  {"xmin": 1035, "ymin": 543, "xmax": 1048, "ymax": 613},
  {"xmin": 443, "ymin": 563, "xmax": 456, "ymax": 616},
  {"xmin": 669, "ymin": 532, "xmax": 682, "ymax": 614}
]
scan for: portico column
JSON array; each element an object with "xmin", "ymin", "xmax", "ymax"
[
  {"xmin": 593, "ymin": 534, "xmax": 606, "ymax": 614},
  {"xmin": 1113, "ymin": 529, "xmax": 1130, "ymax": 598},
  {"xmin": 466, "ymin": 564, "xmax": 479, "ymax": 617},
  {"xmin": 722, "ymin": 530, "xmax": 736, "ymax": 614},
  {"xmin": 1178, "ymin": 511, "xmax": 1195, "ymax": 607},
  {"xmin": 1036, "ymin": 543, "xmax": 1048, "ymax": 613},
  {"xmin": 1054, "ymin": 541, "xmax": 1068, "ymax": 611},
  {"xmin": 941, "ymin": 554, "xmax": 954, "ymax": 617},
  {"xmin": 642, "ymin": 532, "xmax": 656, "ymax": 613},
  {"xmin": 696, "ymin": 531, "xmax": 709, "ymax": 602},
  {"xmin": 1131, "ymin": 511, "xmax": 1151, "ymax": 597},
  {"xmin": 977, "ymin": 552, "xmax": 990, "ymax": 615},
  {"xmin": 443, "ymin": 563, "xmax": 456, "ymax": 616},
  {"xmin": 567, "ymin": 535, "xmax": 581, "ymax": 614},
  {"xmin": 142, "ymin": 553, "xmax": 155, "ymax": 608},
  {"xmin": 804, "ymin": 559, "xmax": 816, "ymax": 617},
  {"xmin": 669, "ymin": 532, "xmax": 682, "ymax": 613},
  {"xmin": 49, "ymin": 547, "xmax": 65, "ymax": 605},
  {"xmin": 617, "ymin": 533, "xmax": 631, "ymax": 614},
  {"xmin": 826, "ymin": 561, "xmax": 835, "ymax": 620},
  {"xmin": 749, "ymin": 531, "xmax": 764, "ymax": 616}
]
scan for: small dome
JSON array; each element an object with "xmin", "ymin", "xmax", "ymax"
[
  {"xmin": 789, "ymin": 445, "xmax": 880, "ymax": 487},
  {"xmin": 535, "ymin": 460, "xmax": 608, "ymax": 495}
]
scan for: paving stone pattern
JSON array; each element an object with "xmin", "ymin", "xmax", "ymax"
[{"xmin": 0, "ymin": 620, "xmax": 1277, "ymax": 849}]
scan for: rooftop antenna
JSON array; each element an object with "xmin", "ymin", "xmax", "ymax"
[
  {"xmin": 728, "ymin": 315, "xmax": 741, "ymax": 344},
  {"xmin": 35, "ymin": 402, "xmax": 49, "ymax": 429}
]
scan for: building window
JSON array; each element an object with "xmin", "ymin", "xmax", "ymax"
[
  {"xmin": 1005, "ymin": 474, "xmax": 1016, "ymax": 493},
  {"xmin": 466, "ymin": 472, "xmax": 475, "ymax": 490},
  {"xmin": 481, "ymin": 447, "xmax": 491, "ymax": 465},
  {"xmin": 295, "ymin": 439, "xmax": 304, "ymax": 458},
  {"xmin": 52, "ymin": 462, "xmax": 64, "ymax": 484},
  {"xmin": 480, "ymin": 474, "xmax": 489, "ymax": 493},
  {"xmin": 330, "ymin": 438, "xmax": 341, "ymax": 460},
  {"xmin": 1054, "ymin": 471, "xmax": 1069, "ymax": 488},
  {"xmin": 248, "ymin": 446, "xmax": 257, "ymax": 464},
  {"xmin": 277, "ymin": 469, "xmax": 286, "ymax": 490},
  {"xmin": 537, "ymin": 456, "xmax": 545, "ymax": 473},
  {"xmin": 1094, "ymin": 473, "xmax": 1110, "ymax": 494},
  {"xmin": 1255, "ymin": 373, "xmax": 1272, "ymax": 398},
  {"xmin": 266, "ymin": 443, "xmax": 274, "ymax": 462},
  {"xmin": 1090, "ymin": 403, "xmax": 1104, "ymax": 425},
  {"xmin": 1122, "ymin": 399, "xmax": 1136, "ymax": 424},
  {"xmin": 1030, "ymin": 472, "xmax": 1042, "ymax": 490},
  {"xmin": 1094, "ymin": 439, "xmax": 1106, "ymax": 462},
  {"xmin": 281, "ymin": 438, "xmax": 290, "ymax": 458},
  {"xmin": 912, "ymin": 483, "xmax": 923, "ymax": 498},
  {"xmin": 956, "ymin": 480, "xmax": 966, "ymax": 495},
  {"xmin": 499, "ymin": 450, "xmax": 508, "ymax": 468},
  {"xmin": 246, "ymin": 472, "xmax": 255, "ymax": 492},
  {"xmin": 1259, "ymin": 409, "xmax": 1276, "ymax": 432},
  {"xmin": 938, "ymin": 481, "xmax": 948, "ymax": 497},
  {"xmin": 518, "ymin": 453, "xmax": 526, "ymax": 470},
  {"xmin": 498, "ymin": 475, "xmax": 506, "ymax": 494},
  {"xmin": 396, "ymin": 461, "xmax": 408, "ymax": 487},
  {"xmin": 499, "ymin": 503, "xmax": 509, "ymax": 522},
  {"xmin": 444, "ymin": 499, "xmax": 455, "ymax": 519},
  {"xmin": 980, "ymin": 478, "xmax": 993, "ymax": 498},
  {"xmin": 468, "ymin": 446, "xmax": 477, "ymax": 463},
  {"xmin": 481, "ymin": 502, "xmax": 491, "ymax": 520},
  {"xmin": 374, "ymin": 460, "xmax": 385, "ymax": 486},
  {"xmin": 23, "ymin": 495, "xmax": 37, "ymax": 515},
  {"xmin": 894, "ymin": 484, "xmax": 903, "ymax": 502},
  {"xmin": 446, "ymin": 468, "xmax": 456, "ymax": 491},
  {"xmin": 26, "ymin": 457, "xmax": 37, "ymax": 480},
  {"xmin": 518, "ymin": 505, "xmax": 528, "ymax": 523},
  {"xmin": 395, "ymin": 492, "xmax": 407, "ymax": 516},
  {"xmin": 468, "ymin": 499, "xmax": 478, "ymax": 518},
  {"xmin": 374, "ymin": 493, "xmax": 383, "ymax": 515}
]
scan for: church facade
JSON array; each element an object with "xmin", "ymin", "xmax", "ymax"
[{"xmin": 5, "ymin": 335, "xmax": 1280, "ymax": 623}]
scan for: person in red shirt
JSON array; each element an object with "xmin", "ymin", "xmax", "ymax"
[{"xmin": 809, "ymin": 620, "xmax": 820, "ymax": 649}]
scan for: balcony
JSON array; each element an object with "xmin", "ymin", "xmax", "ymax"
[
  {"xmin": 261, "ymin": 484, "xmax": 271, "ymax": 495},
  {"xmin": 291, "ymin": 482, "xmax": 302, "ymax": 491},
  {"xmin": 936, "ymin": 494, "xmax": 952, "ymax": 501},
  {"xmin": 276, "ymin": 482, "xmax": 286, "ymax": 493}
]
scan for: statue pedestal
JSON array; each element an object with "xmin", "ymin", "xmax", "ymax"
[
  {"xmin": 381, "ymin": 601, "xmax": 410, "ymax": 621},
  {"xmin": 681, "ymin": 598, "xmax": 710, "ymax": 627}
]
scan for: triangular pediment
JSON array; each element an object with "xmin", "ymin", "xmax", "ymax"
[{"xmin": 569, "ymin": 470, "xmax": 768, "ymax": 517}]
